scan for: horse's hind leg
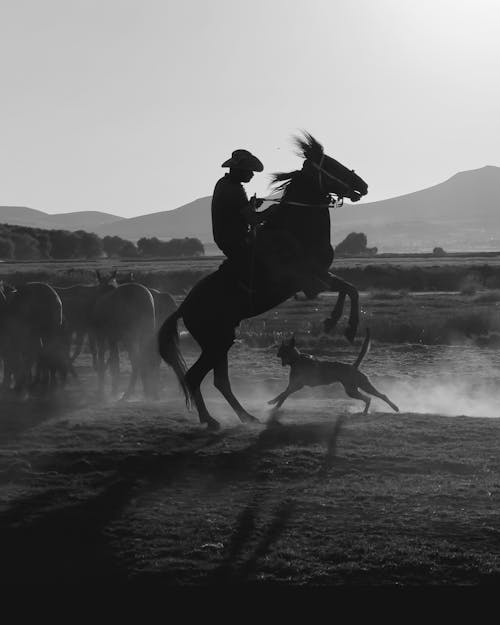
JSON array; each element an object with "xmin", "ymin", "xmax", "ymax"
[
  {"xmin": 184, "ymin": 350, "xmax": 221, "ymax": 430},
  {"xmin": 121, "ymin": 342, "xmax": 140, "ymax": 401},
  {"xmin": 140, "ymin": 341, "xmax": 160, "ymax": 401},
  {"xmin": 213, "ymin": 353, "xmax": 259, "ymax": 424},
  {"xmin": 88, "ymin": 332, "xmax": 98, "ymax": 370},
  {"xmin": 108, "ymin": 341, "xmax": 121, "ymax": 398},
  {"xmin": 324, "ymin": 274, "xmax": 359, "ymax": 343},
  {"xmin": 96, "ymin": 337, "xmax": 107, "ymax": 399},
  {"xmin": 70, "ymin": 329, "xmax": 84, "ymax": 363}
]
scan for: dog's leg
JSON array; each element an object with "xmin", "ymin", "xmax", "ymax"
[
  {"xmin": 268, "ymin": 382, "xmax": 303, "ymax": 411},
  {"xmin": 359, "ymin": 377, "xmax": 400, "ymax": 413},
  {"xmin": 344, "ymin": 385, "xmax": 371, "ymax": 415}
]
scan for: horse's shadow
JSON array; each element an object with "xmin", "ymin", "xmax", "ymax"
[
  {"xmin": 0, "ymin": 413, "xmax": 346, "ymax": 584},
  {"xmin": 0, "ymin": 476, "xmax": 134, "ymax": 583}
]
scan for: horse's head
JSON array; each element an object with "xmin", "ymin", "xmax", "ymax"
[
  {"xmin": 95, "ymin": 269, "xmax": 119, "ymax": 290},
  {"xmin": 294, "ymin": 132, "xmax": 368, "ymax": 203}
]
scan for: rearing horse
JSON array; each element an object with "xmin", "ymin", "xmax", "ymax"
[{"xmin": 159, "ymin": 132, "xmax": 368, "ymax": 429}]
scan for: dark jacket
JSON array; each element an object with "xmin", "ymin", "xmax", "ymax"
[{"xmin": 211, "ymin": 174, "xmax": 250, "ymax": 257}]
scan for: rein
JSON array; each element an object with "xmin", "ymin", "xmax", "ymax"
[{"xmin": 258, "ymin": 196, "xmax": 343, "ymax": 210}]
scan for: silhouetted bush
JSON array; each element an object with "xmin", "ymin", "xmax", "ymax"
[
  {"xmin": 0, "ymin": 223, "xmax": 202, "ymax": 260},
  {"xmin": 336, "ymin": 232, "xmax": 377, "ymax": 257},
  {"xmin": 119, "ymin": 241, "xmax": 139, "ymax": 257},
  {"xmin": 137, "ymin": 236, "xmax": 204, "ymax": 257},
  {"xmin": 74, "ymin": 230, "xmax": 103, "ymax": 259},
  {"xmin": 11, "ymin": 232, "xmax": 40, "ymax": 260},
  {"xmin": 433, "ymin": 246, "xmax": 447, "ymax": 257},
  {"xmin": 0, "ymin": 236, "xmax": 14, "ymax": 259}
]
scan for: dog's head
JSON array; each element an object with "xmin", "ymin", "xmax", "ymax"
[{"xmin": 276, "ymin": 335, "xmax": 300, "ymax": 367}]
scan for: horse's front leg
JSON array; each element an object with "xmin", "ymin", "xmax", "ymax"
[{"xmin": 324, "ymin": 273, "xmax": 359, "ymax": 343}]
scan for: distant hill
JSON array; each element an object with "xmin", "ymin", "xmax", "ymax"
[
  {"xmin": 3, "ymin": 165, "xmax": 500, "ymax": 253},
  {"xmin": 333, "ymin": 165, "xmax": 500, "ymax": 252},
  {"xmin": 95, "ymin": 197, "xmax": 212, "ymax": 242},
  {"xmin": 0, "ymin": 206, "xmax": 124, "ymax": 231}
]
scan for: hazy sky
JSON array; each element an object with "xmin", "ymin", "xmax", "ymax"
[{"xmin": 1, "ymin": 0, "xmax": 499, "ymax": 216}]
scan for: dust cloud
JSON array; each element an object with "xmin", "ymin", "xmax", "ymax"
[{"xmin": 377, "ymin": 345, "xmax": 500, "ymax": 418}]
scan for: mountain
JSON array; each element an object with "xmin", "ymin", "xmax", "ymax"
[
  {"xmin": 95, "ymin": 197, "xmax": 213, "ymax": 243},
  {"xmin": 0, "ymin": 206, "xmax": 124, "ymax": 231},
  {"xmin": 332, "ymin": 165, "xmax": 500, "ymax": 252}
]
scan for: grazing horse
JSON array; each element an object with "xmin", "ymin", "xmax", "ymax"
[
  {"xmin": 0, "ymin": 282, "xmax": 67, "ymax": 393},
  {"xmin": 149, "ymin": 288, "xmax": 177, "ymax": 328},
  {"xmin": 158, "ymin": 132, "xmax": 368, "ymax": 429},
  {"xmin": 54, "ymin": 270, "xmax": 119, "ymax": 367},
  {"xmin": 122, "ymin": 272, "xmax": 178, "ymax": 328},
  {"xmin": 91, "ymin": 281, "xmax": 159, "ymax": 400}
]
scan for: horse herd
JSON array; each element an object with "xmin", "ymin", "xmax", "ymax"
[{"xmin": 0, "ymin": 270, "xmax": 177, "ymax": 401}]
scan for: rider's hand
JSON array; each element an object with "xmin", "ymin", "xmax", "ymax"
[{"xmin": 254, "ymin": 198, "xmax": 265, "ymax": 209}]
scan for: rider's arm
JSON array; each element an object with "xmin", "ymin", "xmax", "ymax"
[{"xmin": 241, "ymin": 202, "xmax": 278, "ymax": 226}]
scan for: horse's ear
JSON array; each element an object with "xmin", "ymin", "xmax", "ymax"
[
  {"xmin": 95, "ymin": 270, "xmax": 101, "ymax": 282},
  {"xmin": 111, "ymin": 270, "xmax": 117, "ymax": 279}
]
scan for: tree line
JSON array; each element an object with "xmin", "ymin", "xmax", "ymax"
[{"xmin": 0, "ymin": 224, "xmax": 205, "ymax": 260}]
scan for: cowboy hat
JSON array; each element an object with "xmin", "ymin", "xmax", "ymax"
[{"xmin": 221, "ymin": 149, "xmax": 263, "ymax": 172}]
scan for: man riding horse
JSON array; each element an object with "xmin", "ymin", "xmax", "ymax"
[
  {"xmin": 212, "ymin": 148, "xmax": 332, "ymax": 299},
  {"xmin": 159, "ymin": 133, "xmax": 368, "ymax": 429},
  {"xmin": 212, "ymin": 149, "xmax": 273, "ymax": 288}
]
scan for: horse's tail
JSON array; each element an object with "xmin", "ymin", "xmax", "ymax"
[
  {"xmin": 158, "ymin": 306, "xmax": 192, "ymax": 408},
  {"xmin": 353, "ymin": 328, "xmax": 371, "ymax": 370}
]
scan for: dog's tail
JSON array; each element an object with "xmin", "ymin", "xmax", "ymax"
[{"xmin": 353, "ymin": 328, "xmax": 371, "ymax": 369}]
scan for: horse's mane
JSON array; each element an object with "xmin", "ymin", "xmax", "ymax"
[{"xmin": 269, "ymin": 131, "xmax": 324, "ymax": 192}]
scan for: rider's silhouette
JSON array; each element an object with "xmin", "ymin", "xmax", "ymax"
[{"xmin": 211, "ymin": 149, "xmax": 275, "ymax": 285}]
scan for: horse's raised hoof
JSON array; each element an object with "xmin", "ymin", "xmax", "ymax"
[{"xmin": 344, "ymin": 326, "xmax": 356, "ymax": 344}]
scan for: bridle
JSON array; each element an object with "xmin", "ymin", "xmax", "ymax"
[
  {"xmin": 261, "ymin": 153, "xmax": 348, "ymax": 210},
  {"xmin": 311, "ymin": 153, "xmax": 351, "ymax": 200}
]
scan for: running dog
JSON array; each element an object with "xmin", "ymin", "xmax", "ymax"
[{"xmin": 268, "ymin": 329, "xmax": 399, "ymax": 415}]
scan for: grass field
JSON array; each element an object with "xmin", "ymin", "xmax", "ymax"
[
  {"xmin": 3, "ymin": 252, "xmax": 500, "ymax": 293},
  {"xmin": 1, "ymin": 256, "xmax": 500, "ymax": 585}
]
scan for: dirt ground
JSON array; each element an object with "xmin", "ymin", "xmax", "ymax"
[{"xmin": 1, "ymin": 327, "xmax": 499, "ymax": 586}]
